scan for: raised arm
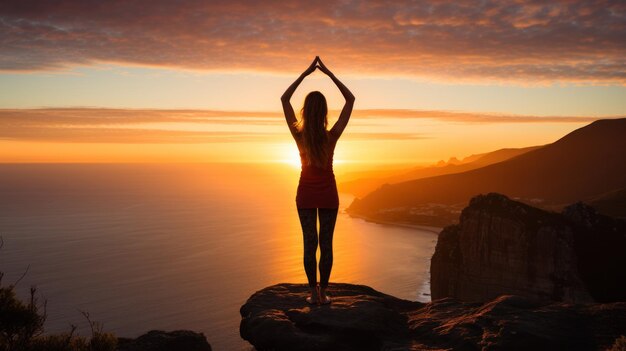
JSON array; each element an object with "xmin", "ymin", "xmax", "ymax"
[
  {"xmin": 281, "ymin": 57, "xmax": 319, "ymax": 139},
  {"xmin": 317, "ymin": 58, "xmax": 355, "ymax": 138}
]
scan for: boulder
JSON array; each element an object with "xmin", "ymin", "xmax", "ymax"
[{"xmin": 117, "ymin": 330, "xmax": 211, "ymax": 351}]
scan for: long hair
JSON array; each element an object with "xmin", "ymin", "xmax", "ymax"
[{"xmin": 294, "ymin": 91, "xmax": 329, "ymax": 168}]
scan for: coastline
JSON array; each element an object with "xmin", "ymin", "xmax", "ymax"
[{"xmin": 345, "ymin": 212, "xmax": 442, "ymax": 234}]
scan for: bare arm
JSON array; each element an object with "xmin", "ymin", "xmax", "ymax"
[
  {"xmin": 281, "ymin": 57, "xmax": 319, "ymax": 139},
  {"xmin": 317, "ymin": 58, "xmax": 355, "ymax": 138}
]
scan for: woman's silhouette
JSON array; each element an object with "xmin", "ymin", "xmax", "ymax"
[{"xmin": 281, "ymin": 57, "xmax": 355, "ymax": 305}]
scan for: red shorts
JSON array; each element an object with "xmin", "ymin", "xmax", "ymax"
[{"xmin": 296, "ymin": 173, "xmax": 339, "ymax": 209}]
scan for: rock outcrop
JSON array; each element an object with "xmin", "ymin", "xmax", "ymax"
[
  {"xmin": 431, "ymin": 193, "xmax": 626, "ymax": 303},
  {"xmin": 117, "ymin": 330, "xmax": 212, "ymax": 351},
  {"xmin": 239, "ymin": 283, "xmax": 626, "ymax": 351}
]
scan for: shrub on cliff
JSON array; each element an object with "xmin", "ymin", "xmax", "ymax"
[
  {"xmin": 0, "ymin": 284, "xmax": 46, "ymax": 351},
  {"xmin": 0, "ymin": 238, "xmax": 116, "ymax": 351},
  {"xmin": 608, "ymin": 336, "xmax": 626, "ymax": 351}
]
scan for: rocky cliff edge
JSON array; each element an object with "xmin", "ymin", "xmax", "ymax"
[{"xmin": 239, "ymin": 283, "xmax": 625, "ymax": 351}]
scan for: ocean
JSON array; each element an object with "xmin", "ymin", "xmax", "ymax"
[{"xmin": 0, "ymin": 163, "xmax": 438, "ymax": 350}]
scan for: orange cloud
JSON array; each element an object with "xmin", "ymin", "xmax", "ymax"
[
  {"xmin": 0, "ymin": 108, "xmax": 619, "ymax": 144},
  {"xmin": 0, "ymin": 1, "xmax": 624, "ymax": 84},
  {"xmin": 0, "ymin": 108, "xmax": 278, "ymax": 126},
  {"xmin": 0, "ymin": 108, "xmax": 430, "ymax": 143},
  {"xmin": 352, "ymin": 109, "xmax": 618, "ymax": 123}
]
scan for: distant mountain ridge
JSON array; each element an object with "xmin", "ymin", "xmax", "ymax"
[
  {"xmin": 340, "ymin": 145, "xmax": 541, "ymax": 197},
  {"xmin": 347, "ymin": 118, "xmax": 626, "ymax": 226}
]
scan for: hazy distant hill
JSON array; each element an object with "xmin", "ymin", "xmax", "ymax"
[
  {"xmin": 336, "ymin": 164, "xmax": 417, "ymax": 184},
  {"xmin": 347, "ymin": 118, "xmax": 626, "ymax": 226},
  {"xmin": 340, "ymin": 146, "xmax": 540, "ymax": 197},
  {"xmin": 588, "ymin": 188, "xmax": 626, "ymax": 218}
]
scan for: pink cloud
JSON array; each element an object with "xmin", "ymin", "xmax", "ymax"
[{"xmin": 1, "ymin": 1, "xmax": 624, "ymax": 84}]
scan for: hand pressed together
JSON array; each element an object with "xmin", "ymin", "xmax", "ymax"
[{"xmin": 302, "ymin": 56, "xmax": 334, "ymax": 77}]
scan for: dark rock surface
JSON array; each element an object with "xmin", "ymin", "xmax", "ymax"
[
  {"xmin": 431, "ymin": 193, "xmax": 626, "ymax": 303},
  {"xmin": 239, "ymin": 283, "xmax": 626, "ymax": 351},
  {"xmin": 117, "ymin": 330, "xmax": 212, "ymax": 351}
]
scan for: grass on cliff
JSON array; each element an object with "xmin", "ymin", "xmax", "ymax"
[
  {"xmin": 608, "ymin": 336, "xmax": 626, "ymax": 351},
  {"xmin": 0, "ymin": 238, "xmax": 117, "ymax": 351}
]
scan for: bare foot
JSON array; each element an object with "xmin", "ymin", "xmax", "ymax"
[
  {"xmin": 318, "ymin": 287, "xmax": 331, "ymax": 305},
  {"xmin": 306, "ymin": 286, "xmax": 319, "ymax": 305},
  {"xmin": 305, "ymin": 295, "xmax": 317, "ymax": 304}
]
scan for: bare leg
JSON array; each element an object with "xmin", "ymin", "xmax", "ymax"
[
  {"xmin": 298, "ymin": 208, "xmax": 318, "ymax": 302},
  {"xmin": 318, "ymin": 208, "xmax": 338, "ymax": 302}
]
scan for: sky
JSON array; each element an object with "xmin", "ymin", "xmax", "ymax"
[{"xmin": 0, "ymin": 0, "xmax": 624, "ymax": 165}]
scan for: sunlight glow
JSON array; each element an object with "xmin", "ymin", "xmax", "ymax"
[
  {"xmin": 278, "ymin": 141, "xmax": 349, "ymax": 169},
  {"xmin": 280, "ymin": 143, "xmax": 302, "ymax": 168}
]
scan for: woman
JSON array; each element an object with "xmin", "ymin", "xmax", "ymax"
[{"xmin": 280, "ymin": 57, "xmax": 355, "ymax": 305}]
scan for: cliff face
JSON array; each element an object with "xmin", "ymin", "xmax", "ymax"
[
  {"xmin": 239, "ymin": 283, "xmax": 626, "ymax": 351},
  {"xmin": 431, "ymin": 193, "xmax": 626, "ymax": 303}
]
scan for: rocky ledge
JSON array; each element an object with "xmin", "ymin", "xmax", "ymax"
[
  {"xmin": 239, "ymin": 283, "xmax": 626, "ymax": 351},
  {"xmin": 117, "ymin": 330, "xmax": 212, "ymax": 351}
]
